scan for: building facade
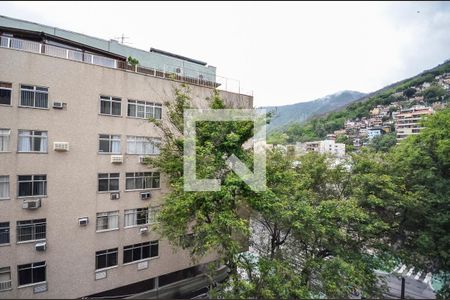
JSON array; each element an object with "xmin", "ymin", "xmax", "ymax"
[
  {"xmin": 394, "ymin": 105, "xmax": 433, "ymax": 140},
  {"xmin": 0, "ymin": 18, "xmax": 252, "ymax": 299},
  {"xmin": 295, "ymin": 139, "xmax": 346, "ymax": 158}
]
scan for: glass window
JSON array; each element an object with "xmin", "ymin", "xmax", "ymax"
[
  {"xmin": 95, "ymin": 248, "xmax": 118, "ymax": 270},
  {"xmin": 124, "ymin": 208, "xmax": 148, "ymax": 227},
  {"xmin": 18, "ymin": 262, "xmax": 46, "ymax": 286},
  {"xmin": 98, "ymin": 134, "xmax": 121, "ymax": 153},
  {"xmin": 0, "ymin": 82, "xmax": 12, "ymax": 105},
  {"xmin": 123, "ymin": 241, "xmax": 158, "ymax": 264},
  {"xmin": 0, "ymin": 267, "xmax": 11, "ymax": 291},
  {"xmin": 0, "ymin": 176, "xmax": 9, "ymax": 199},
  {"xmin": 127, "ymin": 100, "xmax": 162, "ymax": 120},
  {"xmin": 100, "ymin": 96, "xmax": 121, "ymax": 116},
  {"xmin": 126, "ymin": 136, "xmax": 160, "ymax": 155},
  {"xmin": 0, "ymin": 222, "xmax": 10, "ymax": 245},
  {"xmin": 20, "ymin": 85, "xmax": 48, "ymax": 108},
  {"xmin": 96, "ymin": 211, "xmax": 119, "ymax": 231},
  {"xmin": 126, "ymin": 172, "xmax": 160, "ymax": 190},
  {"xmin": 16, "ymin": 219, "xmax": 46, "ymax": 242},
  {"xmin": 18, "ymin": 130, "xmax": 48, "ymax": 153},
  {"xmin": 0, "ymin": 129, "xmax": 10, "ymax": 152},
  {"xmin": 18, "ymin": 175, "xmax": 47, "ymax": 197},
  {"xmin": 98, "ymin": 173, "xmax": 119, "ymax": 192}
]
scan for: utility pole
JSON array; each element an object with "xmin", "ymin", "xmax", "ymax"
[{"xmin": 400, "ymin": 277, "xmax": 406, "ymax": 299}]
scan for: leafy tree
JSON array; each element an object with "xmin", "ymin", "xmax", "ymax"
[
  {"xmin": 369, "ymin": 132, "xmax": 397, "ymax": 152},
  {"xmin": 403, "ymin": 87, "xmax": 417, "ymax": 98},
  {"xmin": 127, "ymin": 56, "xmax": 139, "ymax": 66},
  {"xmin": 423, "ymin": 84, "xmax": 447, "ymax": 103}
]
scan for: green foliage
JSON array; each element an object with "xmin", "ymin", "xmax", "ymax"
[
  {"xmin": 127, "ymin": 56, "xmax": 139, "ymax": 66},
  {"xmin": 422, "ymin": 84, "xmax": 447, "ymax": 103},
  {"xmin": 403, "ymin": 87, "xmax": 417, "ymax": 98},
  {"xmin": 368, "ymin": 132, "xmax": 397, "ymax": 152}
]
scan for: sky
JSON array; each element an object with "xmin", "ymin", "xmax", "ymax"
[{"xmin": 1, "ymin": 1, "xmax": 450, "ymax": 107}]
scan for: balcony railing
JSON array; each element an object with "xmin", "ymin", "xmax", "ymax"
[
  {"xmin": 0, "ymin": 280, "xmax": 12, "ymax": 291},
  {"xmin": 0, "ymin": 36, "xmax": 252, "ymax": 96}
]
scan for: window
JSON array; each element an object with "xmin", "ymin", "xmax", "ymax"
[
  {"xmin": 126, "ymin": 172, "xmax": 160, "ymax": 190},
  {"xmin": 0, "ymin": 129, "xmax": 10, "ymax": 152},
  {"xmin": 123, "ymin": 241, "xmax": 158, "ymax": 264},
  {"xmin": 0, "ymin": 176, "xmax": 9, "ymax": 199},
  {"xmin": 100, "ymin": 96, "xmax": 121, "ymax": 116},
  {"xmin": 18, "ymin": 130, "xmax": 48, "ymax": 153},
  {"xmin": 18, "ymin": 175, "xmax": 47, "ymax": 197},
  {"xmin": 96, "ymin": 211, "xmax": 119, "ymax": 231},
  {"xmin": 127, "ymin": 100, "xmax": 162, "ymax": 120},
  {"xmin": 16, "ymin": 219, "xmax": 46, "ymax": 242},
  {"xmin": 126, "ymin": 136, "xmax": 160, "ymax": 155},
  {"xmin": 99, "ymin": 134, "xmax": 121, "ymax": 153},
  {"xmin": 0, "ymin": 267, "xmax": 11, "ymax": 291},
  {"xmin": 0, "ymin": 82, "xmax": 11, "ymax": 105},
  {"xmin": 0, "ymin": 223, "xmax": 9, "ymax": 245},
  {"xmin": 98, "ymin": 173, "xmax": 119, "ymax": 192},
  {"xmin": 20, "ymin": 85, "xmax": 48, "ymax": 108},
  {"xmin": 18, "ymin": 261, "xmax": 46, "ymax": 286},
  {"xmin": 124, "ymin": 208, "xmax": 148, "ymax": 227},
  {"xmin": 96, "ymin": 248, "xmax": 118, "ymax": 270}
]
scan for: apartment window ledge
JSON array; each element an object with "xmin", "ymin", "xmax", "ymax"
[
  {"xmin": 16, "ymin": 238, "xmax": 46, "ymax": 245},
  {"xmin": 98, "ymin": 113, "xmax": 122, "ymax": 118},
  {"xmin": 0, "ymin": 243, "xmax": 11, "ymax": 247},
  {"xmin": 122, "ymin": 256, "xmax": 159, "ymax": 267},
  {"xmin": 17, "ymin": 151, "xmax": 49, "ymax": 154},
  {"xmin": 98, "ymin": 152, "xmax": 122, "ymax": 155},
  {"xmin": 0, "ymin": 104, "xmax": 12, "ymax": 108},
  {"xmin": 95, "ymin": 265, "xmax": 118, "ymax": 272},
  {"xmin": 124, "ymin": 188, "xmax": 161, "ymax": 192},
  {"xmin": 0, "ymin": 198, "xmax": 10, "ymax": 201},
  {"xmin": 95, "ymin": 228, "xmax": 119, "ymax": 233},
  {"xmin": 0, "ymin": 288, "xmax": 12, "ymax": 292},
  {"xmin": 97, "ymin": 191, "xmax": 120, "ymax": 194},
  {"xmin": 126, "ymin": 116, "xmax": 162, "ymax": 121},
  {"xmin": 124, "ymin": 224, "xmax": 149, "ymax": 230},
  {"xmin": 0, "ymin": 152, "xmax": 12, "ymax": 154},
  {"xmin": 17, "ymin": 281, "xmax": 46, "ymax": 289},
  {"xmin": 126, "ymin": 153, "xmax": 160, "ymax": 156},
  {"xmin": 17, "ymin": 195, "xmax": 47, "ymax": 199},
  {"xmin": 18, "ymin": 106, "xmax": 49, "ymax": 111}
]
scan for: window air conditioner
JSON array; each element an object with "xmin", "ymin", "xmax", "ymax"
[
  {"xmin": 52, "ymin": 101, "xmax": 65, "ymax": 109},
  {"xmin": 35, "ymin": 241, "xmax": 47, "ymax": 251},
  {"xmin": 22, "ymin": 199, "xmax": 41, "ymax": 209},
  {"xmin": 139, "ymin": 156, "xmax": 147, "ymax": 164},
  {"xmin": 78, "ymin": 217, "xmax": 89, "ymax": 226},
  {"xmin": 139, "ymin": 226, "xmax": 148, "ymax": 234},
  {"xmin": 110, "ymin": 192, "xmax": 120, "ymax": 200},
  {"xmin": 140, "ymin": 191, "xmax": 151, "ymax": 200},
  {"xmin": 53, "ymin": 142, "xmax": 69, "ymax": 151},
  {"xmin": 111, "ymin": 155, "xmax": 123, "ymax": 164}
]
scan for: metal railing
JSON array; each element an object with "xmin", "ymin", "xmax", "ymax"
[{"xmin": 0, "ymin": 36, "xmax": 253, "ymax": 96}]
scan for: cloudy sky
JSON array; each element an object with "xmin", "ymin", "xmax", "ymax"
[{"xmin": 1, "ymin": 1, "xmax": 450, "ymax": 107}]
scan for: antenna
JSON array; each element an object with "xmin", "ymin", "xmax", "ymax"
[{"xmin": 113, "ymin": 33, "xmax": 131, "ymax": 45}]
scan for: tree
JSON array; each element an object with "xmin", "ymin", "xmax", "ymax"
[
  {"xmin": 369, "ymin": 132, "xmax": 397, "ymax": 152},
  {"xmin": 127, "ymin": 56, "xmax": 139, "ymax": 66},
  {"xmin": 403, "ymin": 87, "xmax": 417, "ymax": 99},
  {"xmin": 423, "ymin": 84, "xmax": 446, "ymax": 103}
]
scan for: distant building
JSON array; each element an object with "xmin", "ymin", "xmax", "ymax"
[
  {"xmin": 367, "ymin": 128, "xmax": 383, "ymax": 140},
  {"xmin": 394, "ymin": 105, "xmax": 434, "ymax": 140},
  {"xmin": 296, "ymin": 138, "xmax": 345, "ymax": 158}
]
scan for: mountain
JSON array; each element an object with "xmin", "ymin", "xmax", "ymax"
[{"xmin": 262, "ymin": 90, "xmax": 366, "ymax": 132}]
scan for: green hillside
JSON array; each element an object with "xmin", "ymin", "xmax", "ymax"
[{"xmin": 269, "ymin": 60, "xmax": 450, "ymax": 144}]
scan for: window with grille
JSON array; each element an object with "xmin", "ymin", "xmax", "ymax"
[
  {"xmin": 0, "ymin": 129, "xmax": 10, "ymax": 152},
  {"xmin": 0, "ymin": 222, "xmax": 9, "ymax": 245},
  {"xmin": 124, "ymin": 208, "xmax": 148, "ymax": 227},
  {"xmin": 126, "ymin": 136, "xmax": 160, "ymax": 155},
  {"xmin": 0, "ymin": 176, "xmax": 9, "ymax": 199},
  {"xmin": 123, "ymin": 241, "xmax": 158, "ymax": 263},
  {"xmin": 0, "ymin": 82, "xmax": 11, "ymax": 105},
  {"xmin": 18, "ymin": 262, "xmax": 46, "ymax": 286},
  {"xmin": 20, "ymin": 85, "xmax": 48, "ymax": 108},
  {"xmin": 95, "ymin": 248, "xmax": 118, "ymax": 270},
  {"xmin": 99, "ymin": 95, "xmax": 121, "ymax": 116},
  {"xmin": 98, "ymin": 173, "xmax": 119, "ymax": 192},
  {"xmin": 0, "ymin": 266, "xmax": 11, "ymax": 291},
  {"xmin": 18, "ymin": 175, "xmax": 47, "ymax": 197},
  {"xmin": 125, "ymin": 172, "xmax": 160, "ymax": 190},
  {"xmin": 127, "ymin": 100, "xmax": 162, "ymax": 120},
  {"xmin": 99, "ymin": 134, "xmax": 121, "ymax": 153},
  {"xmin": 18, "ymin": 130, "xmax": 48, "ymax": 153},
  {"xmin": 96, "ymin": 211, "xmax": 119, "ymax": 231},
  {"xmin": 16, "ymin": 219, "xmax": 46, "ymax": 242}
]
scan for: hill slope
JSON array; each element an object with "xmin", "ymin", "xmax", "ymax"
[{"xmin": 262, "ymin": 90, "xmax": 366, "ymax": 132}]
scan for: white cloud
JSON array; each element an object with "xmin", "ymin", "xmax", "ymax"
[{"xmin": 1, "ymin": 1, "xmax": 449, "ymax": 106}]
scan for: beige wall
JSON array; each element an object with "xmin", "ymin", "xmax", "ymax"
[{"xmin": 0, "ymin": 48, "xmax": 252, "ymax": 298}]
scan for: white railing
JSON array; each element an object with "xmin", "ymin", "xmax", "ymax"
[
  {"xmin": 0, "ymin": 36, "xmax": 253, "ymax": 96},
  {"xmin": 0, "ymin": 280, "xmax": 12, "ymax": 291}
]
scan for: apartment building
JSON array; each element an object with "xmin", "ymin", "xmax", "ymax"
[
  {"xmin": 295, "ymin": 138, "xmax": 346, "ymax": 158},
  {"xmin": 394, "ymin": 105, "xmax": 433, "ymax": 140},
  {"xmin": 0, "ymin": 16, "xmax": 252, "ymax": 299}
]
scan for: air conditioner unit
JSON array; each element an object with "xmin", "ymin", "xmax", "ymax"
[
  {"xmin": 139, "ymin": 226, "xmax": 148, "ymax": 234},
  {"xmin": 110, "ymin": 192, "xmax": 120, "ymax": 200},
  {"xmin": 111, "ymin": 155, "xmax": 123, "ymax": 164},
  {"xmin": 139, "ymin": 156, "xmax": 147, "ymax": 164},
  {"xmin": 78, "ymin": 217, "xmax": 89, "ymax": 226},
  {"xmin": 53, "ymin": 142, "xmax": 69, "ymax": 151},
  {"xmin": 22, "ymin": 199, "xmax": 41, "ymax": 209},
  {"xmin": 52, "ymin": 101, "xmax": 65, "ymax": 109},
  {"xmin": 140, "ymin": 191, "xmax": 151, "ymax": 200},
  {"xmin": 35, "ymin": 241, "xmax": 47, "ymax": 251}
]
